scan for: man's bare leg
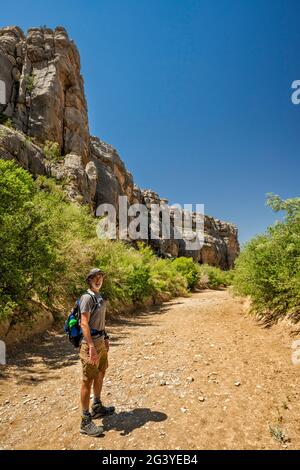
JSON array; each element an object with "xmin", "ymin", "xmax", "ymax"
[
  {"xmin": 93, "ymin": 370, "xmax": 105, "ymax": 401},
  {"xmin": 81, "ymin": 378, "xmax": 93, "ymax": 411},
  {"xmin": 80, "ymin": 377, "xmax": 104, "ymax": 436},
  {"xmin": 91, "ymin": 368, "xmax": 115, "ymax": 417}
]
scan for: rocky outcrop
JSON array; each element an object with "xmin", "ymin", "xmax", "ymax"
[
  {"xmin": 0, "ymin": 25, "xmax": 239, "ymax": 269},
  {"xmin": 0, "ymin": 125, "xmax": 97, "ymax": 205},
  {"xmin": 201, "ymin": 217, "xmax": 239, "ymax": 269},
  {"xmin": 0, "ymin": 26, "xmax": 90, "ymax": 164},
  {"xmin": 90, "ymin": 136, "xmax": 134, "ymax": 210},
  {"xmin": 133, "ymin": 188, "xmax": 239, "ymax": 268},
  {"xmin": 0, "ymin": 125, "xmax": 48, "ymax": 175}
]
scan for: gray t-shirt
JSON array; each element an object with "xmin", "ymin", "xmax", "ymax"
[{"xmin": 79, "ymin": 289, "xmax": 107, "ymax": 343}]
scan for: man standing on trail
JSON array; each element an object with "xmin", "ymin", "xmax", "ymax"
[{"xmin": 79, "ymin": 268, "xmax": 115, "ymax": 437}]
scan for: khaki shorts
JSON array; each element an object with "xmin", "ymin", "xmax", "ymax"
[{"xmin": 80, "ymin": 338, "xmax": 108, "ymax": 381}]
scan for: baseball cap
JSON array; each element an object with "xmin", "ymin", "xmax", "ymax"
[{"xmin": 86, "ymin": 268, "xmax": 106, "ymax": 282}]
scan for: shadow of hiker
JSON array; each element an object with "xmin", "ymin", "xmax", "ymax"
[{"xmin": 102, "ymin": 408, "xmax": 167, "ymax": 435}]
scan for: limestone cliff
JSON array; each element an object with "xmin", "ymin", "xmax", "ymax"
[{"xmin": 0, "ymin": 26, "xmax": 239, "ymax": 269}]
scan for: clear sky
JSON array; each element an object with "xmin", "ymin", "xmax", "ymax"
[{"xmin": 1, "ymin": 0, "xmax": 300, "ymax": 244}]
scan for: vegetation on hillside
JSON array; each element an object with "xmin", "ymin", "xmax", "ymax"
[
  {"xmin": 233, "ymin": 194, "xmax": 300, "ymax": 323},
  {"xmin": 0, "ymin": 159, "xmax": 229, "ymax": 324}
]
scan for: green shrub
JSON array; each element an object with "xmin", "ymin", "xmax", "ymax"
[
  {"xmin": 138, "ymin": 244, "xmax": 188, "ymax": 297},
  {"xmin": 0, "ymin": 114, "xmax": 13, "ymax": 128},
  {"xmin": 127, "ymin": 263, "xmax": 153, "ymax": 303},
  {"xmin": 199, "ymin": 265, "xmax": 233, "ymax": 288},
  {"xmin": 0, "ymin": 162, "xmax": 193, "ymax": 322},
  {"xmin": 233, "ymin": 194, "xmax": 300, "ymax": 322},
  {"xmin": 0, "ymin": 160, "xmax": 237, "ymax": 326},
  {"xmin": 0, "ymin": 161, "xmax": 65, "ymax": 320},
  {"xmin": 150, "ymin": 257, "xmax": 188, "ymax": 296},
  {"xmin": 25, "ymin": 74, "xmax": 35, "ymax": 93},
  {"xmin": 43, "ymin": 140, "xmax": 62, "ymax": 161},
  {"xmin": 172, "ymin": 257, "xmax": 201, "ymax": 290}
]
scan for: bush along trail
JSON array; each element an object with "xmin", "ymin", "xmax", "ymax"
[
  {"xmin": 0, "ymin": 159, "xmax": 232, "ymax": 340},
  {"xmin": 1, "ymin": 289, "xmax": 300, "ymax": 450}
]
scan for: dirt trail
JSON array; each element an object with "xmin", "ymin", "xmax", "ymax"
[{"xmin": 1, "ymin": 289, "xmax": 300, "ymax": 450}]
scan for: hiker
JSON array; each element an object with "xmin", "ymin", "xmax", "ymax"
[{"xmin": 79, "ymin": 268, "xmax": 115, "ymax": 436}]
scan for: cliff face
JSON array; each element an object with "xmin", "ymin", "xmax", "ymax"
[
  {"xmin": 0, "ymin": 26, "xmax": 90, "ymax": 162},
  {"xmin": 0, "ymin": 26, "xmax": 239, "ymax": 269}
]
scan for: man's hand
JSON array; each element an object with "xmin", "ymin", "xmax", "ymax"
[
  {"xmin": 89, "ymin": 345, "xmax": 98, "ymax": 365},
  {"xmin": 105, "ymin": 339, "xmax": 110, "ymax": 352}
]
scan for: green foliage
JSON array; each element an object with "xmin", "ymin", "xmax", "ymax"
[
  {"xmin": 0, "ymin": 163, "xmax": 190, "ymax": 322},
  {"xmin": 25, "ymin": 74, "xmax": 35, "ymax": 93},
  {"xmin": 137, "ymin": 244, "xmax": 188, "ymax": 297},
  {"xmin": 25, "ymin": 135, "xmax": 38, "ymax": 146},
  {"xmin": 0, "ymin": 160, "xmax": 236, "ymax": 325},
  {"xmin": 149, "ymin": 257, "xmax": 188, "ymax": 297},
  {"xmin": 233, "ymin": 194, "xmax": 300, "ymax": 322},
  {"xmin": 127, "ymin": 264, "xmax": 153, "ymax": 303},
  {"xmin": 0, "ymin": 113, "xmax": 13, "ymax": 128},
  {"xmin": 0, "ymin": 160, "xmax": 65, "ymax": 320},
  {"xmin": 199, "ymin": 264, "xmax": 233, "ymax": 288},
  {"xmin": 43, "ymin": 140, "xmax": 62, "ymax": 161},
  {"xmin": 172, "ymin": 257, "xmax": 201, "ymax": 289},
  {"xmin": 266, "ymin": 193, "xmax": 300, "ymax": 220},
  {"xmin": 92, "ymin": 241, "xmax": 187, "ymax": 306},
  {"xmin": 269, "ymin": 424, "xmax": 289, "ymax": 444}
]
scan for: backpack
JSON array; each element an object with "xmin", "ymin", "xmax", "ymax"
[{"xmin": 64, "ymin": 291, "xmax": 101, "ymax": 348}]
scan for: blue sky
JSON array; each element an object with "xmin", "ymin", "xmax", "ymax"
[{"xmin": 1, "ymin": 0, "xmax": 300, "ymax": 244}]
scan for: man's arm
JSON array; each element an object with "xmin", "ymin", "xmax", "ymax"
[{"xmin": 81, "ymin": 312, "xmax": 98, "ymax": 365}]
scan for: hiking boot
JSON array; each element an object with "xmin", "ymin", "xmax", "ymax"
[
  {"xmin": 80, "ymin": 414, "xmax": 104, "ymax": 436},
  {"xmin": 91, "ymin": 401, "xmax": 115, "ymax": 419}
]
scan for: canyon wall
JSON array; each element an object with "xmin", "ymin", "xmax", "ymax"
[{"xmin": 0, "ymin": 26, "xmax": 239, "ymax": 269}]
